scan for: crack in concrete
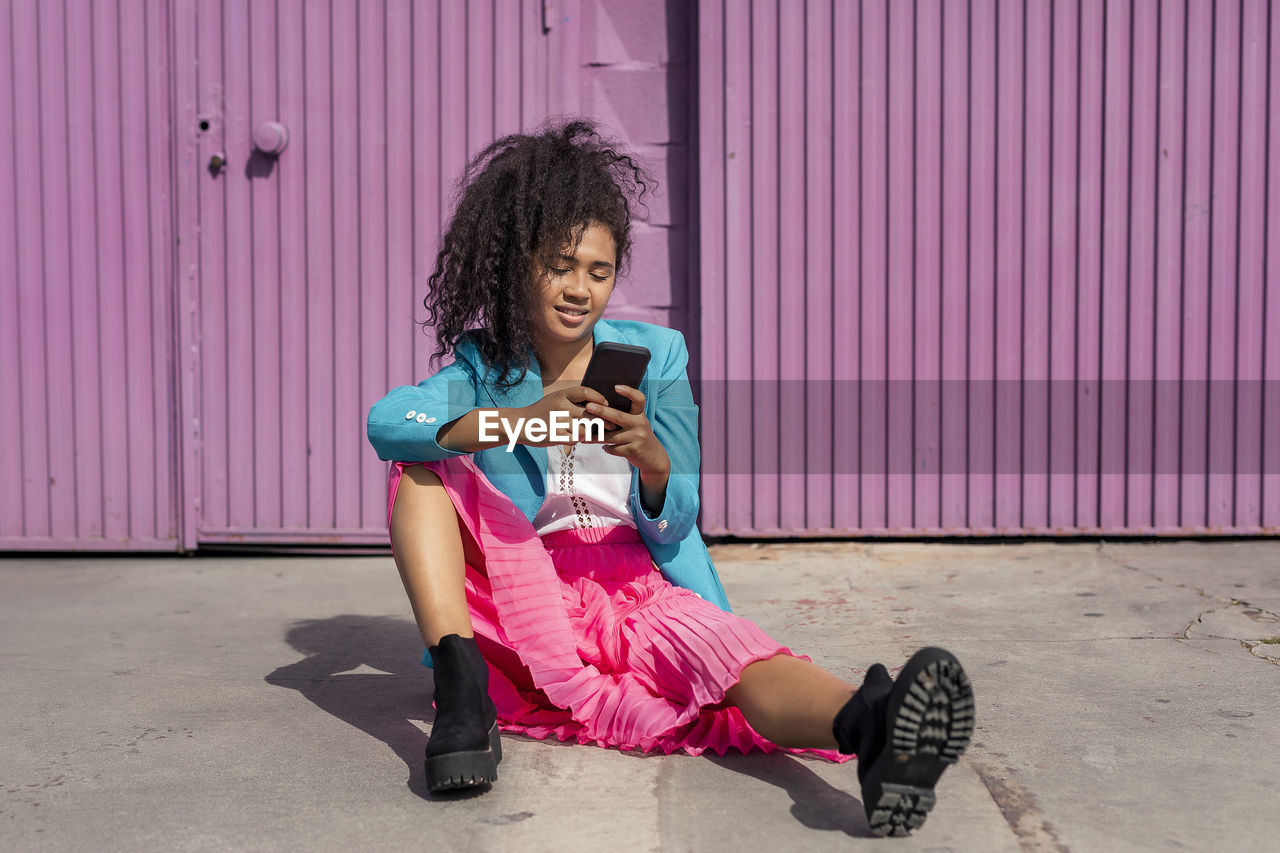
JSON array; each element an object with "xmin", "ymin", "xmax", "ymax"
[
  {"xmin": 1096, "ymin": 544, "xmax": 1280, "ymax": 667},
  {"xmin": 1180, "ymin": 605, "xmax": 1280, "ymax": 666},
  {"xmin": 967, "ymin": 753, "xmax": 1070, "ymax": 853}
]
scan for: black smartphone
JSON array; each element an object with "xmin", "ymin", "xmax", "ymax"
[{"xmin": 582, "ymin": 342, "xmax": 651, "ymax": 414}]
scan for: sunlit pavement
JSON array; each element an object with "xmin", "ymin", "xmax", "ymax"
[{"xmin": 2, "ymin": 539, "xmax": 1276, "ymax": 852}]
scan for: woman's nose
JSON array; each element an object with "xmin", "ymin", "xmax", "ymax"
[{"xmin": 563, "ymin": 273, "xmax": 590, "ymax": 298}]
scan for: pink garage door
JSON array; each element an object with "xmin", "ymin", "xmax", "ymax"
[
  {"xmin": 695, "ymin": 0, "xmax": 1280, "ymax": 537},
  {"xmin": 173, "ymin": 0, "xmax": 552, "ymax": 548},
  {"xmin": 172, "ymin": 0, "xmax": 690, "ymax": 550}
]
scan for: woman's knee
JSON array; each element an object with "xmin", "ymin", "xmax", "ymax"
[
  {"xmin": 389, "ymin": 465, "xmax": 484, "ymax": 567},
  {"xmin": 390, "ymin": 465, "xmax": 453, "ymax": 530}
]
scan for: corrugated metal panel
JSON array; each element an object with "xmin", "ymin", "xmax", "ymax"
[
  {"xmin": 696, "ymin": 0, "xmax": 1279, "ymax": 536},
  {"xmin": 172, "ymin": 0, "xmax": 550, "ymax": 546},
  {"xmin": 571, "ymin": 0, "xmax": 698, "ymax": 333},
  {"xmin": 1, "ymin": 0, "xmax": 179, "ymax": 550}
]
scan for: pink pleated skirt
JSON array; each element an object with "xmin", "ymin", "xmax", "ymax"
[{"xmin": 388, "ymin": 455, "xmax": 852, "ymax": 763}]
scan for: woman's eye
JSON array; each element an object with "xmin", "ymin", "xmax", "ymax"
[{"xmin": 549, "ymin": 265, "xmax": 610, "ymax": 281}]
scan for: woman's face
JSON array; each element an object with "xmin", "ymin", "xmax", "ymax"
[{"xmin": 530, "ymin": 221, "xmax": 617, "ymax": 350}]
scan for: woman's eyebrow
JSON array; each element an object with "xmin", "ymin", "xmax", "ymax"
[{"xmin": 555, "ymin": 253, "xmax": 614, "ymax": 269}]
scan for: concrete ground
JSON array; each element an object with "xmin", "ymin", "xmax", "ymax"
[{"xmin": 1, "ymin": 539, "xmax": 1278, "ymax": 852}]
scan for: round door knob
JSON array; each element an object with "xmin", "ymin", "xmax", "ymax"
[{"xmin": 253, "ymin": 122, "xmax": 290, "ymax": 156}]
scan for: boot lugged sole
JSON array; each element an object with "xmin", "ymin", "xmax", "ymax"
[
  {"xmin": 862, "ymin": 648, "xmax": 974, "ymax": 837},
  {"xmin": 425, "ymin": 723, "xmax": 502, "ymax": 792}
]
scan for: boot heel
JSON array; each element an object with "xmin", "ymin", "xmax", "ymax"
[
  {"xmin": 426, "ymin": 747, "xmax": 498, "ymax": 792},
  {"xmin": 489, "ymin": 722, "xmax": 503, "ymax": 763}
]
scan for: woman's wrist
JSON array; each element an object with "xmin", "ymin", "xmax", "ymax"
[{"xmin": 638, "ymin": 462, "xmax": 670, "ymax": 517}]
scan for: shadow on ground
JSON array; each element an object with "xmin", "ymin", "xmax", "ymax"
[
  {"xmin": 264, "ymin": 614, "xmax": 498, "ymax": 800},
  {"xmin": 703, "ymin": 752, "xmax": 872, "ymax": 838},
  {"xmin": 265, "ymin": 614, "xmax": 873, "ymax": 828}
]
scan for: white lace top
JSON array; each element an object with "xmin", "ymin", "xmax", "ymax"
[{"xmin": 532, "ymin": 441, "xmax": 636, "ymax": 535}]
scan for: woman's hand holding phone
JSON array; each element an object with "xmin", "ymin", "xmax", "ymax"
[{"xmin": 585, "ymin": 384, "xmax": 671, "ymax": 488}]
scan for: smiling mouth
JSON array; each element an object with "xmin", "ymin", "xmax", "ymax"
[{"xmin": 555, "ymin": 306, "xmax": 589, "ymax": 317}]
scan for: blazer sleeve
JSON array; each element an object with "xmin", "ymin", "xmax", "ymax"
[
  {"xmin": 628, "ymin": 329, "xmax": 700, "ymax": 544},
  {"xmin": 366, "ymin": 359, "xmax": 479, "ymax": 462}
]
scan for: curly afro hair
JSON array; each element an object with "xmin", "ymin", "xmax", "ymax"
[{"xmin": 420, "ymin": 116, "xmax": 657, "ymax": 390}]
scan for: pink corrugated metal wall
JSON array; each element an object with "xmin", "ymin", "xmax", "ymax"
[
  {"xmin": 1, "ymin": 0, "xmax": 179, "ymax": 550},
  {"xmin": 696, "ymin": 0, "xmax": 1279, "ymax": 536},
  {"xmin": 5, "ymin": 0, "xmax": 1277, "ymax": 549}
]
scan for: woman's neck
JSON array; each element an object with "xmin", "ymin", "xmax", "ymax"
[{"xmin": 534, "ymin": 334, "xmax": 594, "ymax": 384}]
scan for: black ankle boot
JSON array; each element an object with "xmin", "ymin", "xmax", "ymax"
[
  {"xmin": 424, "ymin": 633, "xmax": 502, "ymax": 792},
  {"xmin": 833, "ymin": 663, "xmax": 894, "ymax": 785},
  {"xmin": 832, "ymin": 648, "xmax": 975, "ymax": 837}
]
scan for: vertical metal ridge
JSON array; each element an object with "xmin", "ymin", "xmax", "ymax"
[
  {"xmin": 380, "ymin": 0, "xmax": 388, "ymax": 532},
  {"xmin": 275, "ymin": 0, "xmax": 284, "ymax": 528},
  {"xmin": 1177, "ymin": 0, "xmax": 1188, "ymax": 527},
  {"xmin": 117, "ymin": 0, "xmax": 133, "ymax": 534},
  {"xmin": 1020, "ymin": 0, "xmax": 1027, "ymax": 530},
  {"xmin": 774, "ymin": 0, "xmax": 781, "ymax": 533},
  {"xmin": 939, "ymin": 0, "xmax": 947, "ymax": 519},
  {"xmin": 1094, "ymin": 0, "xmax": 1105, "ymax": 530},
  {"xmin": 8, "ymin": 0, "xmax": 26, "ymax": 535},
  {"xmin": 303, "ymin": 0, "xmax": 312, "ymax": 528},
  {"xmin": 828, "ymin": 0, "xmax": 836, "ymax": 529},
  {"xmin": 1265, "ymin": 0, "xmax": 1274, "ymax": 521},
  {"xmin": 37, "ymin": 0, "xmax": 51, "ymax": 535},
  {"xmin": 883, "ymin": 0, "xmax": 889, "ymax": 527},
  {"xmin": 1204, "ymin": 0, "xmax": 1217, "ymax": 528},
  {"xmin": 1124, "ymin": 0, "xmax": 1135, "ymax": 529},
  {"xmin": 145, "ymin": 0, "xmax": 157, "ymax": 537},
  {"xmin": 1049, "ymin": 0, "xmax": 1057, "ymax": 525},
  {"xmin": 1150, "ymin": 0, "xmax": 1162, "ymax": 527},
  {"xmin": 221, "ymin": 0, "xmax": 230, "ymax": 525},
  {"xmin": 1231, "ymin": 0, "xmax": 1245, "ymax": 527},
  {"xmin": 330, "ymin": 0, "xmax": 338, "ymax": 528},
  {"xmin": 354, "ymin": 3, "xmax": 360, "ymax": 526},
  {"xmin": 62, "ymin": 0, "xmax": 79, "ymax": 537},
  {"xmin": 1073, "ymin": 0, "xmax": 1082, "ymax": 528},
  {"xmin": 911, "ymin": 0, "xmax": 918, "ymax": 529},
  {"xmin": 966, "ymin": 0, "xmax": 972, "ymax": 530}
]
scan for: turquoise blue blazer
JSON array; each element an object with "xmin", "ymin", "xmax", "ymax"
[{"xmin": 366, "ymin": 317, "xmax": 732, "ymax": 666}]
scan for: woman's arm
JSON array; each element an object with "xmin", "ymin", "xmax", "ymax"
[
  {"xmin": 627, "ymin": 330, "xmax": 701, "ymax": 544},
  {"xmin": 367, "ymin": 358, "xmax": 611, "ymax": 460},
  {"xmin": 366, "ymin": 360, "xmax": 482, "ymax": 462}
]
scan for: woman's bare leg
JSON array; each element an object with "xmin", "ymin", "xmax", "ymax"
[
  {"xmin": 388, "ymin": 464, "xmax": 482, "ymax": 648},
  {"xmin": 724, "ymin": 654, "xmax": 858, "ymax": 750}
]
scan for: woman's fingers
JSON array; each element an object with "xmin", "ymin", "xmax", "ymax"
[
  {"xmin": 612, "ymin": 384, "xmax": 645, "ymax": 411},
  {"xmin": 566, "ymin": 385, "xmax": 611, "ymax": 407},
  {"xmin": 583, "ymin": 401, "xmax": 631, "ymax": 428}
]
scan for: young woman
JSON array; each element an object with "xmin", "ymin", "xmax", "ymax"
[{"xmin": 366, "ymin": 118, "xmax": 973, "ymax": 837}]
